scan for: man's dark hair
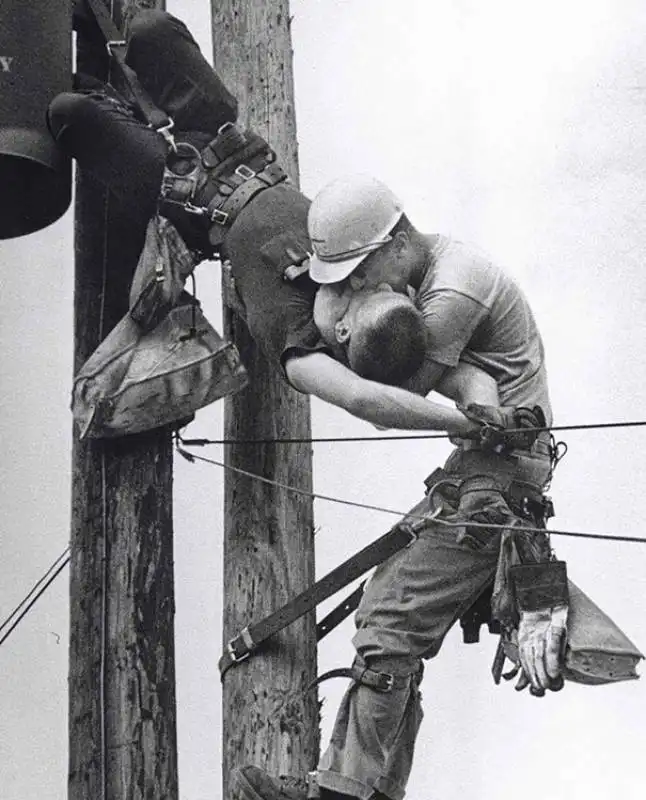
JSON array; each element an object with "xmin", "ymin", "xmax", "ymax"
[{"xmin": 348, "ymin": 296, "xmax": 427, "ymax": 385}]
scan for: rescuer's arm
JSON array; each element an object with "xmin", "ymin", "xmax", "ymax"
[
  {"xmin": 400, "ymin": 353, "xmax": 501, "ymax": 405},
  {"xmin": 285, "ymin": 351, "xmax": 480, "ymax": 435},
  {"xmin": 431, "ymin": 360, "xmax": 499, "ymax": 406}
]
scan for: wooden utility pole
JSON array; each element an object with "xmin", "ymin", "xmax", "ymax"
[
  {"xmin": 211, "ymin": 1, "xmax": 319, "ymax": 794},
  {"xmin": 69, "ymin": 2, "xmax": 178, "ymax": 798}
]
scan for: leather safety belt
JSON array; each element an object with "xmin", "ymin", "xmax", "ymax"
[
  {"xmin": 83, "ymin": 0, "xmax": 176, "ymax": 146},
  {"xmin": 218, "ymin": 519, "xmax": 429, "ymax": 680}
]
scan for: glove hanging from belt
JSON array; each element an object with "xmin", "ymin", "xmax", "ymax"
[
  {"xmin": 507, "ymin": 561, "xmax": 569, "ymax": 696},
  {"xmin": 459, "ymin": 403, "xmax": 547, "ymax": 453}
]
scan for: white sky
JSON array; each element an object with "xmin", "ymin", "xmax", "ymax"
[{"xmin": 1, "ymin": 1, "xmax": 646, "ymax": 798}]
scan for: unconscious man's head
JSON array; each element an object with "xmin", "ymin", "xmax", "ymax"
[
  {"xmin": 308, "ymin": 173, "xmax": 427, "ymax": 293},
  {"xmin": 314, "ymin": 284, "xmax": 427, "ymax": 385}
]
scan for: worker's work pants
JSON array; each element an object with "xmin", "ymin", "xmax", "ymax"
[
  {"xmin": 46, "ymin": 10, "xmax": 237, "ymax": 240},
  {"xmin": 47, "ymin": 9, "xmax": 322, "ymax": 370},
  {"xmin": 317, "ymin": 445, "xmax": 552, "ymax": 800}
]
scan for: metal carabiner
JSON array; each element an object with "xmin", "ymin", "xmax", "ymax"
[
  {"xmin": 106, "ymin": 39, "xmax": 127, "ymax": 56},
  {"xmin": 156, "ymin": 118, "xmax": 178, "ymax": 153}
]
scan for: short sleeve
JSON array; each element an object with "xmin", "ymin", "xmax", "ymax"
[
  {"xmin": 224, "ymin": 184, "xmax": 332, "ymax": 380},
  {"xmin": 417, "ymin": 289, "xmax": 488, "ymax": 367}
]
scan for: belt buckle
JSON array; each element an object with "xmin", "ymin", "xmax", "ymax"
[
  {"xmin": 211, "ymin": 208, "xmax": 229, "ymax": 225},
  {"xmin": 106, "ymin": 39, "xmax": 126, "ymax": 56},
  {"xmin": 235, "ymin": 164, "xmax": 256, "ymax": 181},
  {"xmin": 226, "ymin": 626, "xmax": 254, "ymax": 664},
  {"xmin": 376, "ymin": 672, "xmax": 394, "ymax": 692},
  {"xmin": 226, "ymin": 638, "xmax": 250, "ymax": 665}
]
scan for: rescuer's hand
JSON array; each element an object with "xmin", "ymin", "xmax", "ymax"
[
  {"xmin": 509, "ymin": 561, "xmax": 569, "ymax": 696},
  {"xmin": 458, "ymin": 404, "xmax": 546, "ymax": 453}
]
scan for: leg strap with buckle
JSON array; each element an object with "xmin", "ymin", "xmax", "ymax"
[{"xmin": 307, "ymin": 665, "xmax": 407, "ymax": 694}]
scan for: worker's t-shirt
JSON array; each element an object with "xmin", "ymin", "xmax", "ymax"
[
  {"xmin": 224, "ymin": 182, "xmax": 331, "ymax": 374},
  {"xmin": 414, "ymin": 235, "xmax": 553, "ymax": 423}
]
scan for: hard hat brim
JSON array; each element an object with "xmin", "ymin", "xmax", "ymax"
[{"xmin": 308, "ymin": 252, "xmax": 367, "ymax": 285}]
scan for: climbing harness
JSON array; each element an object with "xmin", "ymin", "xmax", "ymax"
[
  {"xmin": 83, "ymin": 0, "xmax": 289, "ymax": 257},
  {"xmin": 157, "ymin": 122, "xmax": 288, "ymax": 253},
  {"xmin": 217, "ymin": 445, "xmax": 564, "ymax": 684}
]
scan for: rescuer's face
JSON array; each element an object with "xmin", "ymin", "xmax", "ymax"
[{"xmin": 349, "ymin": 231, "xmax": 417, "ymax": 294}]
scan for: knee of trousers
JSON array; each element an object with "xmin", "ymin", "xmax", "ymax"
[
  {"xmin": 128, "ymin": 9, "xmax": 175, "ymax": 50},
  {"xmin": 46, "ymin": 92, "xmax": 94, "ymax": 140}
]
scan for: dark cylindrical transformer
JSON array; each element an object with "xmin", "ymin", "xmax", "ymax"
[{"xmin": 0, "ymin": 1, "xmax": 72, "ymax": 239}]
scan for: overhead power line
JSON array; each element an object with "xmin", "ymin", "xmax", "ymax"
[
  {"xmin": 178, "ymin": 418, "xmax": 646, "ymax": 447},
  {"xmin": 0, "ymin": 548, "xmax": 70, "ymax": 648},
  {"xmin": 176, "ymin": 444, "xmax": 646, "ymax": 545},
  {"xmin": 5, "ymin": 417, "xmax": 646, "ymax": 652}
]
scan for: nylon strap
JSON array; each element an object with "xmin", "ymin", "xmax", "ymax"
[
  {"xmin": 83, "ymin": 0, "xmax": 173, "ymax": 135},
  {"xmin": 218, "ymin": 523, "xmax": 419, "ymax": 680}
]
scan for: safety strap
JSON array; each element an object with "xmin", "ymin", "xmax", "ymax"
[
  {"xmin": 218, "ymin": 521, "xmax": 425, "ymax": 680},
  {"xmin": 83, "ymin": 0, "xmax": 175, "ymax": 146},
  {"xmin": 316, "ymin": 581, "xmax": 366, "ymax": 640},
  {"xmin": 206, "ymin": 162, "xmax": 287, "ymax": 248}
]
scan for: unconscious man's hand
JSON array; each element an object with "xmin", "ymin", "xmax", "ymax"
[
  {"xmin": 509, "ymin": 561, "xmax": 569, "ymax": 696},
  {"xmin": 458, "ymin": 404, "xmax": 546, "ymax": 453}
]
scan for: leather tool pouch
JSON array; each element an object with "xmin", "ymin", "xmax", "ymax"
[{"xmin": 563, "ymin": 580, "xmax": 643, "ymax": 684}]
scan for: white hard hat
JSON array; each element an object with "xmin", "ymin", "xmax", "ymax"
[{"xmin": 308, "ymin": 174, "xmax": 404, "ymax": 284}]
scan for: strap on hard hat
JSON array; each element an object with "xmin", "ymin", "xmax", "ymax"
[{"xmin": 312, "ymin": 234, "xmax": 393, "ymax": 264}]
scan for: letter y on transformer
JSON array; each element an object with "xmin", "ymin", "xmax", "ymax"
[{"xmin": 0, "ymin": 56, "xmax": 14, "ymax": 72}]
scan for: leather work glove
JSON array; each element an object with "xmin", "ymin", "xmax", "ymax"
[
  {"xmin": 459, "ymin": 404, "xmax": 546, "ymax": 453},
  {"xmin": 509, "ymin": 561, "xmax": 569, "ymax": 696}
]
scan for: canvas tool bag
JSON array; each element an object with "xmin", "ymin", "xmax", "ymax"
[
  {"xmin": 129, "ymin": 214, "xmax": 200, "ymax": 332},
  {"xmin": 72, "ymin": 300, "xmax": 248, "ymax": 439}
]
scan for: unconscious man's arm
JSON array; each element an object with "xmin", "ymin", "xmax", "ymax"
[{"xmin": 285, "ymin": 351, "xmax": 481, "ymax": 435}]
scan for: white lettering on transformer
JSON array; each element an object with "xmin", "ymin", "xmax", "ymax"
[{"xmin": 0, "ymin": 56, "xmax": 14, "ymax": 72}]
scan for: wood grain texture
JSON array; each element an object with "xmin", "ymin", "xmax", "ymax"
[
  {"xmin": 69, "ymin": 3, "xmax": 178, "ymax": 799},
  {"xmin": 211, "ymin": 0, "xmax": 320, "ymax": 794}
]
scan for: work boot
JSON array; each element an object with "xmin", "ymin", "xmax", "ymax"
[{"xmin": 231, "ymin": 766, "xmax": 307, "ymax": 800}]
